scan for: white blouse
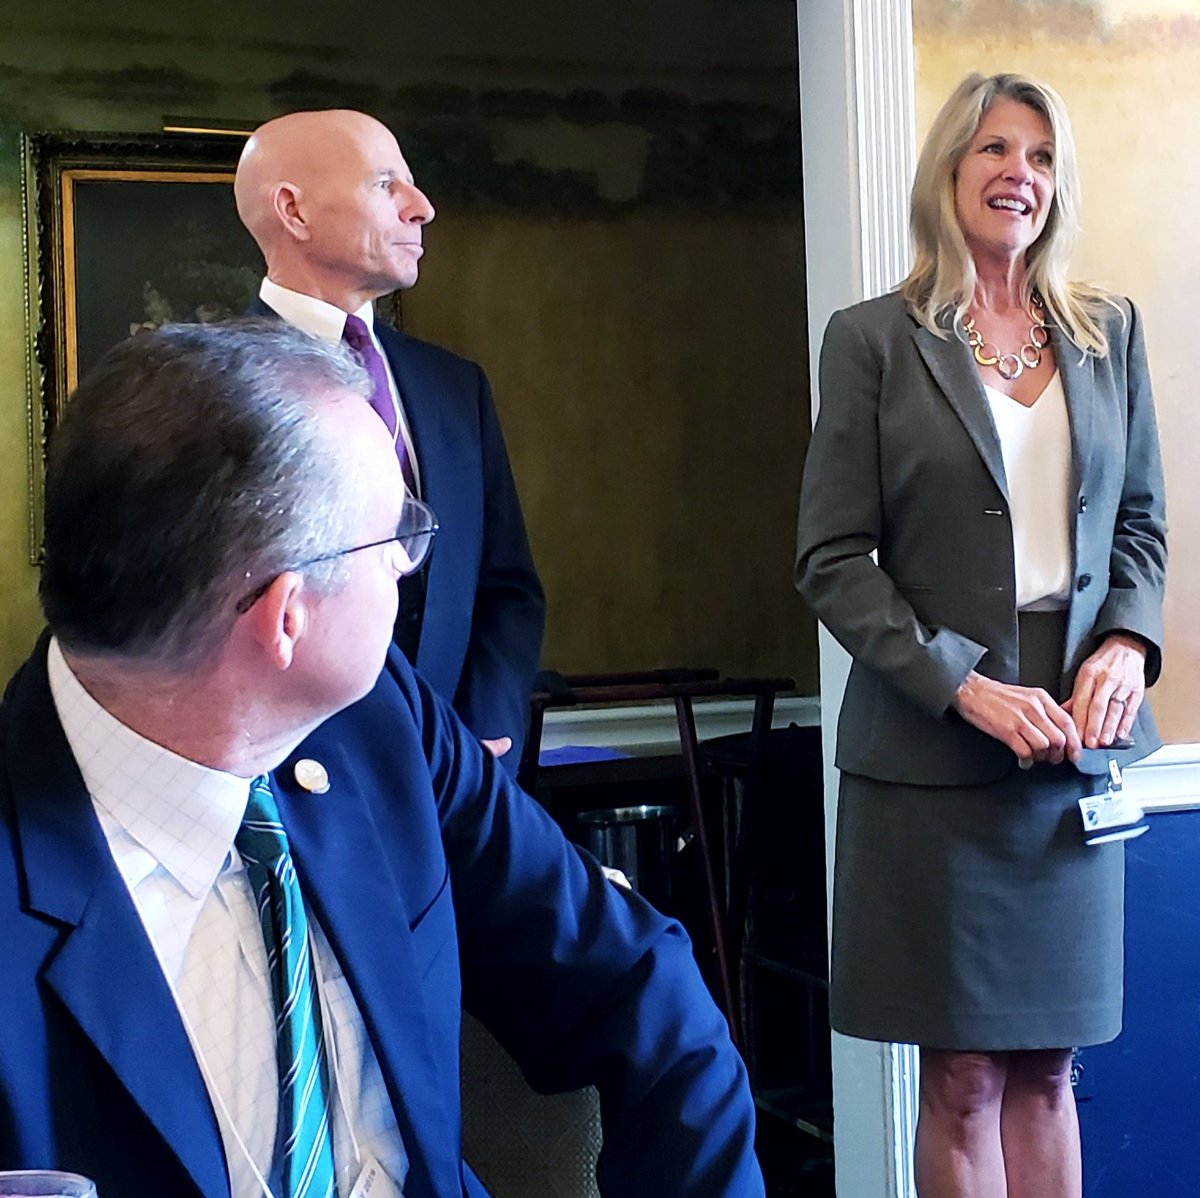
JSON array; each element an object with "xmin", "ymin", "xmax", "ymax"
[{"xmin": 983, "ymin": 371, "xmax": 1073, "ymax": 611}]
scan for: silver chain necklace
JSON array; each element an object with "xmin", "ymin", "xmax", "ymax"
[{"xmin": 963, "ymin": 293, "xmax": 1050, "ymax": 381}]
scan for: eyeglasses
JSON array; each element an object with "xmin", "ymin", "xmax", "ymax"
[{"xmin": 235, "ymin": 497, "xmax": 439, "ymax": 614}]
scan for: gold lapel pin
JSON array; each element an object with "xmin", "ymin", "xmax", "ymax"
[{"xmin": 294, "ymin": 758, "xmax": 331, "ymax": 795}]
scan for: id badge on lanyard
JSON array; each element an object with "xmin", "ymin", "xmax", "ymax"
[{"xmin": 1078, "ymin": 757, "xmax": 1149, "ymax": 846}]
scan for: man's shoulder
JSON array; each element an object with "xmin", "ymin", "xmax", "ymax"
[
  {"xmin": 0, "ymin": 636, "xmax": 58, "ymax": 828},
  {"xmin": 2, "ymin": 636, "xmax": 48, "ymax": 720},
  {"xmin": 374, "ymin": 322, "xmax": 483, "ymax": 380},
  {"xmin": 299, "ymin": 647, "xmax": 436, "ymax": 772},
  {"xmin": 244, "ymin": 293, "xmax": 481, "ymax": 376}
]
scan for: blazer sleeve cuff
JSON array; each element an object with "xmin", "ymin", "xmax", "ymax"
[{"xmin": 901, "ymin": 627, "xmax": 988, "ymax": 718}]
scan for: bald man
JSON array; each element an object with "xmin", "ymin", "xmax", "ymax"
[{"xmin": 235, "ymin": 110, "xmax": 544, "ymax": 771}]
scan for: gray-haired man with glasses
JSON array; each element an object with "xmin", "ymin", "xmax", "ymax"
[
  {"xmin": 0, "ymin": 322, "xmax": 763, "ymax": 1198},
  {"xmin": 235, "ymin": 497, "xmax": 439, "ymax": 616}
]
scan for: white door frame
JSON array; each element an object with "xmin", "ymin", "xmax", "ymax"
[{"xmin": 795, "ymin": 3, "xmax": 919, "ymax": 1196}]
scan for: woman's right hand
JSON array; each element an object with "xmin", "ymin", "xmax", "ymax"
[{"xmin": 951, "ymin": 671, "xmax": 1083, "ymax": 765}]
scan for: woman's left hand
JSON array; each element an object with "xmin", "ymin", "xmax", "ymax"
[{"xmin": 1064, "ymin": 633, "xmax": 1148, "ymax": 749}]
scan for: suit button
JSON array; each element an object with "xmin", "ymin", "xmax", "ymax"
[
  {"xmin": 1079, "ymin": 495, "xmax": 1088, "ymax": 512},
  {"xmin": 1077, "ymin": 573, "xmax": 1092, "ymax": 591}
]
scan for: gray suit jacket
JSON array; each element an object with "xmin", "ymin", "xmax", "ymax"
[{"xmin": 796, "ymin": 291, "xmax": 1167, "ymax": 786}]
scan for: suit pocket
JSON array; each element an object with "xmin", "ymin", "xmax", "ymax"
[
  {"xmin": 410, "ymin": 864, "xmax": 456, "ymax": 981},
  {"xmin": 411, "ymin": 861, "xmax": 450, "ymax": 930}
]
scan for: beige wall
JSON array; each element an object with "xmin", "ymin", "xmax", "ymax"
[
  {"xmin": 0, "ymin": 2, "xmax": 815, "ymax": 690},
  {"xmin": 406, "ymin": 211, "xmax": 809, "ymax": 676},
  {"xmin": 914, "ymin": 0, "xmax": 1200, "ymax": 740}
]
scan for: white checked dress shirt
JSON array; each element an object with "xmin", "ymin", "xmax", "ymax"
[
  {"xmin": 259, "ymin": 278, "xmax": 422, "ymax": 498},
  {"xmin": 47, "ymin": 639, "xmax": 408, "ymax": 1198}
]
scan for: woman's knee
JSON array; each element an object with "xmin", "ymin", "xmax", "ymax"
[
  {"xmin": 919, "ymin": 1049, "xmax": 1007, "ymax": 1120},
  {"xmin": 1005, "ymin": 1048, "xmax": 1075, "ymax": 1107}
]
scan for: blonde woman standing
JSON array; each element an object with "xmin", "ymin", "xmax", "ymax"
[{"xmin": 796, "ymin": 73, "xmax": 1167, "ymax": 1197}]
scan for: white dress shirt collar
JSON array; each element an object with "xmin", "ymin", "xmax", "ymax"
[
  {"xmin": 259, "ymin": 279, "xmax": 420, "ymax": 497},
  {"xmin": 46, "ymin": 637, "xmax": 250, "ymax": 900},
  {"xmin": 259, "ymin": 278, "xmax": 375, "ymax": 346}
]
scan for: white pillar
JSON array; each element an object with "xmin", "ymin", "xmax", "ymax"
[{"xmin": 795, "ymin": 3, "xmax": 918, "ymax": 1196}]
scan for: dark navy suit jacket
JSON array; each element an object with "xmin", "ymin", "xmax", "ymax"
[
  {"xmin": 0, "ymin": 640, "xmax": 762, "ymax": 1197},
  {"xmin": 250, "ymin": 297, "xmax": 545, "ymax": 770}
]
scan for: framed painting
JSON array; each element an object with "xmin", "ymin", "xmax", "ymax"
[
  {"xmin": 24, "ymin": 132, "xmax": 262, "ymax": 414},
  {"xmin": 21, "ymin": 132, "xmax": 259, "ymax": 558}
]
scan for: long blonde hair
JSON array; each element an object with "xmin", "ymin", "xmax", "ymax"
[{"xmin": 900, "ymin": 71, "xmax": 1117, "ymax": 355}]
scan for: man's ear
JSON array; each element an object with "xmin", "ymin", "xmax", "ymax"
[
  {"xmin": 247, "ymin": 571, "xmax": 309, "ymax": 669},
  {"xmin": 271, "ymin": 181, "xmax": 310, "ymax": 242}
]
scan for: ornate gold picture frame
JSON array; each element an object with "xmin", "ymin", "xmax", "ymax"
[{"xmin": 21, "ymin": 132, "xmax": 257, "ymax": 560}]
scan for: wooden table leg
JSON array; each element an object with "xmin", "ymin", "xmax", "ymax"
[{"xmin": 675, "ymin": 696, "xmax": 740, "ymax": 1049}]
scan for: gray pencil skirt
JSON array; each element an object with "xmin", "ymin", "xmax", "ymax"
[{"xmin": 829, "ymin": 612, "xmax": 1125, "ymax": 1050}]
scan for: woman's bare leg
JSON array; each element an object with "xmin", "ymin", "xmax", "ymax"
[
  {"xmin": 915, "ymin": 1049, "xmax": 1008, "ymax": 1198},
  {"xmin": 999, "ymin": 1048, "xmax": 1080, "ymax": 1198}
]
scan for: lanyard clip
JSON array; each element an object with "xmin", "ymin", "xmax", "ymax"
[{"xmin": 1107, "ymin": 757, "xmax": 1123, "ymax": 795}]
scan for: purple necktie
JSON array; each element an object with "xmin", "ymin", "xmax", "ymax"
[{"xmin": 342, "ymin": 314, "xmax": 415, "ymax": 491}]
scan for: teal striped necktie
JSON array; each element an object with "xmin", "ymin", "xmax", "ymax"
[{"xmin": 237, "ymin": 776, "xmax": 338, "ymax": 1198}]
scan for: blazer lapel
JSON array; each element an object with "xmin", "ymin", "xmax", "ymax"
[
  {"xmin": 1051, "ymin": 322, "xmax": 1095, "ymax": 497},
  {"xmin": 375, "ymin": 328, "xmax": 463, "ymax": 688},
  {"xmin": 913, "ymin": 323, "xmax": 1009, "ymax": 500},
  {"xmin": 9, "ymin": 648, "xmax": 227, "ymax": 1198},
  {"xmin": 273, "ymin": 763, "xmax": 461, "ymax": 1198}
]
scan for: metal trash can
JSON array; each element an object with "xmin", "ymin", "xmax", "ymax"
[{"xmin": 575, "ymin": 805, "xmax": 681, "ymax": 912}]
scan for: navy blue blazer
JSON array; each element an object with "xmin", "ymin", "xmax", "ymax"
[
  {"xmin": 250, "ymin": 297, "xmax": 545, "ymax": 769},
  {"xmin": 0, "ymin": 640, "xmax": 762, "ymax": 1197}
]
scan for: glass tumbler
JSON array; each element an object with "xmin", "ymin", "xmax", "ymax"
[{"xmin": 0, "ymin": 1172, "xmax": 97, "ymax": 1198}]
